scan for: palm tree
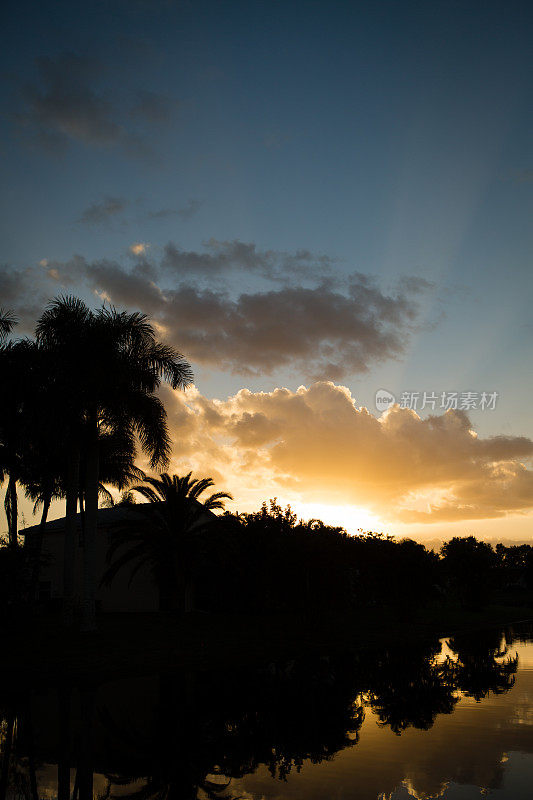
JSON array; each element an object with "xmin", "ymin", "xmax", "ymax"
[
  {"xmin": 0, "ymin": 338, "xmax": 40, "ymax": 548},
  {"xmin": 0, "ymin": 314, "xmax": 17, "ymax": 546},
  {"xmin": 81, "ymin": 308, "xmax": 192, "ymax": 629},
  {"xmin": 36, "ymin": 297, "xmax": 193, "ymax": 630},
  {"xmin": 35, "ymin": 296, "xmax": 94, "ymax": 623},
  {"xmin": 102, "ymin": 473, "xmax": 232, "ymax": 612},
  {"xmin": 77, "ymin": 426, "xmax": 146, "ymax": 516},
  {"xmin": 0, "ymin": 309, "xmax": 17, "ymax": 342},
  {"xmin": 0, "ymin": 310, "xmax": 18, "ymax": 547},
  {"xmin": 24, "ymin": 425, "xmax": 145, "ymax": 603}
]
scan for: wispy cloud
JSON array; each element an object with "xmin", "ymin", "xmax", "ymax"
[
  {"xmin": 161, "ymin": 238, "xmax": 338, "ymax": 281},
  {"xmin": 78, "ymin": 196, "xmax": 203, "ymax": 226},
  {"xmin": 14, "ymin": 51, "xmax": 177, "ymax": 157},
  {"xmin": 147, "ymin": 198, "xmax": 204, "ymax": 221},
  {"xmin": 78, "ymin": 196, "xmax": 129, "ymax": 225}
]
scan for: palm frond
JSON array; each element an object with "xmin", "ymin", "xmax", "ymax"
[
  {"xmin": 204, "ymin": 490, "xmax": 233, "ymax": 511},
  {"xmin": 0, "ymin": 309, "xmax": 17, "ymax": 341},
  {"xmin": 125, "ymin": 392, "xmax": 171, "ymax": 468},
  {"xmin": 101, "ymin": 542, "xmax": 147, "ymax": 587}
]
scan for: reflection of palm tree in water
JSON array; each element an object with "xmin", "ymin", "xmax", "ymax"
[
  {"xmin": 98, "ymin": 661, "xmax": 366, "ymax": 799},
  {"xmin": 0, "ymin": 694, "xmax": 41, "ymax": 800},
  {"xmin": 100, "ymin": 672, "xmax": 242, "ymax": 800}
]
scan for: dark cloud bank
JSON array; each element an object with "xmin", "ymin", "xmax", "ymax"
[{"xmin": 3, "ymin": 239, "xmax": 431, "ymax": 380}]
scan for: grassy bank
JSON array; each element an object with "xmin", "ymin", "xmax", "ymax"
[{"xmin": 3, "ymin": 594, "xmax": 533, "ymax": 683}]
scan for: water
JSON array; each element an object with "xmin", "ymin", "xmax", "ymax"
[{"xmin": 2, "ymin": 623, "xmax": 533, "ymax": 800}]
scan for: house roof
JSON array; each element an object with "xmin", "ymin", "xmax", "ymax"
[{"xmin": 22, "ymin": 500, "xmax": 216, "ymax": 536}]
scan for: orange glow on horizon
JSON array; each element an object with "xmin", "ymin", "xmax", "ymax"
[{"xmin": 290, "ymin": 501, "xmax": 385, "ymax": 535}]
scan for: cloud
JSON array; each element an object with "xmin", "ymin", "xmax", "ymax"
[
  {"xmin": 147, "ymin": 199, "xmax": 204, "ymax": 221},
  {"xmin": 17, "ymin": 53, "xmax": 125, "ymax": 152},
  {"xmin": 85, "ymin": 259, "xmax": 164, "ymax": 315},
  {"xmin": 4, "ymin": 237, "xmax": 432, "ymax": 379},
  {"xmin": 14, "ymin": 52, "xmax": 176, "ymax": 156},
  {"xmin": 52, "ymin": 255, "xmax": 425, "ymax": 378},
  {"xmin": 157, "ymin": 279, "xmax": 419, "ymax": 379},
  {"xmin": 78, "ymin": 196, "xmax": 202, "ymax": 227},
  {"xmin": 0, "ymin": 265, "xmax": 27, "ymax": 304},
  {"xmin": 78, "ymin": 196, "xmax": 129, "ymax": 225},
  {"xmin": 129, "ymin": 242, "xmax": 149, "ymax": 256},
  {"xmin": 0, "ymin": 264, "xmax": 55, "ymax": 331},
  {"xmin": 162, "ymin": 382, "xmax": 533, "ymax": 523},
  {"xmin": 161, "ymin": 238, "xmax": 339, "ymax": 281},
  {"xmin": 176, "ymin": 198, "xmax": 204, "ymax": 219}
]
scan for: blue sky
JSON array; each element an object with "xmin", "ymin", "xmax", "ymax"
[{"xmin": 2, "ymin": 0, "xmax": 533, "ymax": 537}]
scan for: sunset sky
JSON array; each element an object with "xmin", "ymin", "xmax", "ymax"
[{"xmin": 2, "ymin": 0, "xmax": 533, "ymax": 542}]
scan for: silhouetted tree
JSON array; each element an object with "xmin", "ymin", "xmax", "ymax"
[
  {"xmin": 36, "ymin": 297, "xmax": 193, "ymax": 630},
  {"xmin": 35, "ymin": 296, "xmax": 94, "ymax": 624},
  {"xmin": 102, "ymin": 472, "xmax": 232, "ymax": 612},
  {"xmin": 441, "ymin": 536, "xmax": 498, "ymax": 608},
  {"xmin": 0, "ymin": 338, "xmax": 45, "ymax": 549}
]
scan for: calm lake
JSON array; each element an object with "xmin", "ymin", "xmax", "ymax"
[{"xmin": 3, "ymin": 623, "xmax": 533, "ymax": 800}]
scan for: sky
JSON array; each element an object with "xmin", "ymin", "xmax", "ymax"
[{"xmin": 1, "ymin": 0, "xmax": 533, "ymax": 542}]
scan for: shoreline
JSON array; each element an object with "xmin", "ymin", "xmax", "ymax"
[{"xmin": 3, "ymin": 599, "xmax": 533, "ymax": 684}]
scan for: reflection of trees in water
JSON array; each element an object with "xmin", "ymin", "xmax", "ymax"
[
  {"xmin": 0, "ymin": 694, "xmax": 41, "ymax": 800},
  {"xmin": 447, "ymin": 630, "xmax": 519, "ymax": 701},
  {"xmin": 207, "ymin": 660, "xmax": 365, "ymax": 781},
  {"xmin": 0, "ymin": 628, "xmax": 525, "ymax": 800},
  {"xmin": 98, "ymin": 662, "xmax": 365, "ymax": 799},
  {"xmin": 364, "ymin": 642, "xmax": 459, "ymax": 734}
]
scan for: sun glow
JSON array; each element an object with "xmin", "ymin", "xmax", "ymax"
[{"xmin": 290, "ymin": 501, "xmax": 385, "ymax": 535}]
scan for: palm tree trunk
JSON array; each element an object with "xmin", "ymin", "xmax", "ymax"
[
  {"xmin": 0, "ymin": 709, "xmax": 14, "ymax": 800},
  {"xmin": 57, "ymin": 686, "xmax": 71, "ymax": 800},
  {"xmin": 63, "ymin": 446, "xmax": 79, "ymax": 627},
  {"xmin": 77, "ymin": 689, "xmax": 94, "ymax": 800},
  {"xmin": 81, "ymin": 409, "xmax": 99, "ymax": 632},
  {"xmin": 25, "ymin": 699, "xmax": 39, "ymax": 800},
  {"xmin": 29, "ymin": 489, "xmax": 52, "ymax": 602},
  {"xmin": 79, "ymin": 490, "xmax": 85, "ymax": 544},
  {"xmin": 4, "ymin": 474, "xmax": 18, "ymax": 547}
]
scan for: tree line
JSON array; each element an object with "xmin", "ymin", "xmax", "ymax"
[{"xmin": 202, "ymin": 501, "xmax": 533, "ymax": 615}]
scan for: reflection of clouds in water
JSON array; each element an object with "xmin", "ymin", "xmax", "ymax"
[
  {"xmin": 379, "ymin": 777, "xmax": 450, "ymax": 798},
  {"xmin": 401, "ymin": 777, "xmax": 450, "ymax": 799},
  {"xmin": 511, "ymin": 699, "xmax": 533, "ymax": 726},
  {"xmin": 382, "ymin": 753, "xmax": 533, "ymax": 800}
]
